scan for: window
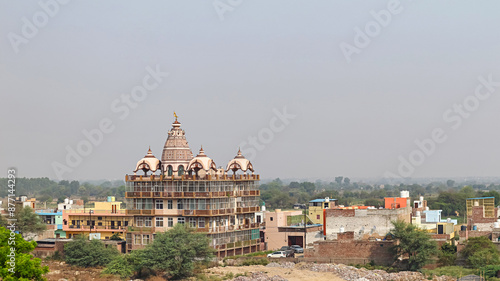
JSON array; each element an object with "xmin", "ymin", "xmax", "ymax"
[
  {"xmin": 168, "ymin": 218, "xmax": 173, "ymax": 227},
  {"xmin": 143, "ymin": 234, "xmax": 150, "ymax": 245},
  {"xmin": 317, "ymin": 215, "xmax": 320, "ymax": 220},
  {"xmin": 167, "ymin": 165, "xmax": 173, "ymax": 176},
  {"xmin": 324, "ymin": 203, "xmax": 329, "ymax": 208},
  {"xmin": 177, "ymin": 217, "xmax": 185, "ymax": 225},
  {"xmin": 177, "ymin": 200, "xmax": 183, "ymax": 210},
  {"xmin": 134, "ymin": 234, "xmax": 141, "ymax": 245},
  {"xmin": 167, "ymin": 200, "xmax": 173, "ymax": 209},
  {"xmin": 189, "ymin": 218, "xmax": 196, "ymax": 228},
  {"xmin": 270, "ymin": 217, "xmax": 273, "ymax": 222},
  {"xmin": 178, "ymin": 165, "xmax": 184, "ymax": 176},
  {"xmin": 156, "ymin": 200, "xmax": 163, "ymax": 210},
  {"xmin": 144, "ymin": 217, "xmax": 152, "ymax": 227},
  {"xmin": 156, "ymin": 217, "xmax": 164, "ymax": 227},
  {"xmin": 98, "ymin": 217, "xmax": 102, "ymax": 220},
  {"xmin": 198, "ymin": 218, "xmax": 205, "ymax": 228},
  {"xmin": 136, "ymin": 217, "xmax": 144, "ymax": 227}
]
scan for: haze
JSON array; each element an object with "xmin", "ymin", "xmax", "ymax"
[{"xmin": 1, "ymin": 1, "xmax": 499, "ymax": 181}]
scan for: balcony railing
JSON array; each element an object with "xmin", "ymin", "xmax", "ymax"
[
  {"xmin": 125, "ymin": 190, "xmax": 259, "ymax": 198},
  {"xmin": 236, "ymin": 206, "xmax": 260, "ymax": 214},
  {"xmin": 215, "ymin": 239, "xmax": 260, "ymax": 250},
  {"xmin": 64, "ymin": 225, "xmax": 126, "ymax": 231},
  {"xmin": 126, "ymin": 174, "xmax": 260, "ymax": 182}
]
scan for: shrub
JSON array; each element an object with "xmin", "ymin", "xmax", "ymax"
[
  {"xmin": 64, "ymin": 236, "xmax": 118, "ymax": 267},
  {"xmin": 462, "ymin": 236, "xmax": 500, "ymax": 268},
  {"xmin": 102, "ymin": 255, "xmax": 134, "ymax": 279},
  {"xmin": 240, "ymin": 258, "xmax": 269, "ymax": 266}
]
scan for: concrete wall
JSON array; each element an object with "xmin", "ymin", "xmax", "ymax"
[{"xmin": 324, "ymin": 207, "xmax": 411, "ymax": 240}]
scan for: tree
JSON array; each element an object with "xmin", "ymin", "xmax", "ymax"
[
  {"xmin": 15, "ymin": 207, "xmax": 46, "ymax": 236},
  {"xmin": 335, "ymin": 176, "xmax": 344, "ymax": 185},
  {"xmin": 461, "ymin": 236, "xmax": 500, "ymax": 268},
  {"xmin": 446, "ymin": 180, "xmax": 455, "ymax": 187},
  {"xmin": 136, "ymin": 224, "xmax": 214, "ymax": 279},
  {"xmin": 102, "ymin": 255, "xmax": 134, "ymax": 279},
  {"xmin": 389, "ymin": 220, "xmax": 438, "ymax": 271},
  {"xmin": 344, "ymin": 177, "xmax": 351, "ymax": 185},
  {"xmin": 64, "ymin": 236, "xmax": 118, "ymax": 267},
  {"xmin": 0, "ymin": 226, "xmax": 49, "ymax": 280},
  {"xmin": 438, "ymin": 242, "xmax": 457, "ymax": 266}
]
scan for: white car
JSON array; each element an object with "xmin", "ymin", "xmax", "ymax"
[{"xmin": 267, "ymin": 251, "xmax": 287, "ymax": 258}]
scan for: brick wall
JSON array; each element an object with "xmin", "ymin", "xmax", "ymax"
[{"xmin": 305, "ymin": 238, "xmax": 394, "ymax": 265}]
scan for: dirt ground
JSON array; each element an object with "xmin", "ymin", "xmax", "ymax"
[{"xmin": 207, "ymin": 265, "xmax": 346, "ymax": 281}]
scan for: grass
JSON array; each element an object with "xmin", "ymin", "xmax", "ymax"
[{"xmin": 420, "ymin": 266, "xmax": 476, "ymax": 279}]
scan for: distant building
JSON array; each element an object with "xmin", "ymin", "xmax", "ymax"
[
  {"xmin": 466, "ymin": 197, "xmax": 498, "ymax": 231},
  {"xmin": 324, "ymin": 201, "xmax": 411, "ymax": 240},
  {"xmin": 308, "ymin": 198, "xmax": 337, "ymax": 224},
  {"xmin": 62, "ymin": 198, "xmax": 130, "ymax": 240},
  {"xmin": 36, "ymin": 210, "xmax": 65, "ymax": 238}
]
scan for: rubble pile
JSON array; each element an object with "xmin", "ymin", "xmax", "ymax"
[
  {"xmin": 232, "ymin": 272, "xmax": 288, "ymax": 281},
  {"xmin": 266, "ymin": 262, "xmax": 456, "ymax": 281}
]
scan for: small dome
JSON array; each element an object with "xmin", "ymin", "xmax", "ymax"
[
  {"xmin": 226, "ymin": 149, "xmax": 254, "ymax": 173},
  {"xmin": 134, "ymin": 148, "xmax": 161, "ymax": 173},
  {"xmin": 187, "ymin": 146, "xmax": 217, "ymax": 172}
]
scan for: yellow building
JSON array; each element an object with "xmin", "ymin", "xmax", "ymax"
[
  {"xmin": 62, "ymin": 200, "xmax": 131, "ymax": 240},
  {"xmin": 308, "ymin": 198, "xmax": 337, "ymax": 224}
]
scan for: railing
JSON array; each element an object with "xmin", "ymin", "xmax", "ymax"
[
  {"xmin": 126, "ymin": 209, "xmax": 155, "ymax": 215},
  {"xmin": 126, "ymin": 174, "xmax": 260, "ymax": 182},
  {"xmin": 64, "ymin": 209, "xmax": 126, "ymax": 215},
  {"xmin": 181, "ymin": 208, "xmax": 236, "ymax": 216},
  {"xmin": 125, "ymin": 191, "xmax": 258, "ymax": 198},
  {"xmin": 216, "ymin": 239, "xmax": 260, "ymax": 250},
  {"xmin": 236, "ymin": 206, "xmax": 260, "ymax": 214},
  {"xmin": 64, "ymin": 225, "xmax": 126, "ymax": 231}
]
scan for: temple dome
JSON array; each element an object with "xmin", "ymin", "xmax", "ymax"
[
  {"xmin": 226, "ymin": 149, "xmax": 254, "ymax": 173},
  {"xmin": 134, "ymin": 148, "xmax": 161, "ymax": 174},
  {"xmin": 187, "ymin": 146, "xmax": 217, "ymax": 172},
  {"xmin": 161, "ymin": 117, "xmax": 194, "ymax": 175}
]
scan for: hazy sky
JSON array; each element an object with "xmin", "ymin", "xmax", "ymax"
[{"xmin": 1, "ymin": 1, "xmax": 500, "ymax": 182}]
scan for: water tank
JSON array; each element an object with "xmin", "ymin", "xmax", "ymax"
[
  {"xmin": 474, "ymin": 201, "xmax": 479, "ymax": 206},
  {"xmin": 425, "ymin": 207, "xmax": 429, "ymax": 211},
  {"xmin": 495, "ymin": 222, "xmax": 500, "ymax": 229},
  {"xmin": 64, "ymin": 198, "xmax": 69, "ymax": 204},
  {"xmin": 400, "ymin": 191, "xmax": 410, "ymax": 198},
  {"xmin": 416, "ymin": 211, "xmax": 421, "ymax": 217},
  {"xmin": 325, "ymin": 197, "xmax": 330, "ymax": 202},
  {"xmin": 461, "ymin": 225, "xmax": 467, "ymax": 231},
  {"xmin": 339, "ymin": 227, "xmax": 345, "ymax": 233},
  {"xmin": 447, "ymin": 218, "xmax": 451, "ymax": 223},
  {"xmin": 419, "ymin": 196, "xmax": 424, "ymax": 202},
  {"xmin": 473, "ymin": 225, "xmax": 478, "ymax": 231},
  {"xmin": 20, "ymin": 196, "xmax": 27, "ymax": 202},
  {"xmin": 69, "ymin": 200, "xmax": 73, "ymax": 205},
  {"xmin": 261, "ymin": 205, "xmax": 266, "ymax": 211}
]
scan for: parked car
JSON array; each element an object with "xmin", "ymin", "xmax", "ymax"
[
  {"xmin": 267, "ymin": 251, "xmax": 287, "ymax": 258},
  {"xmin": 279, "ymin": 246, "xmax": 295, "ymax": 257},
  {"xmin": 290, "ymin": 245, "xmax": 304, "ymax": 253}
]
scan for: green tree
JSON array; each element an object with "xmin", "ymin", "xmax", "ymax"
[
  {"xmin": 389, "ymin": 220, "xmax": 438, "ymax": 271},
  {"xmin": 102, "ymin": 255, "xmax": 134, "ymax": 279},
  {"xmin": 64, "ymin": 236, "xmax": 118, "ymax": 267},
  {"xmin": 0, "ymin": 226, "xmax": 49, "ymax": 280},
  {"xmin": 461, "ymin": 236, "xmax": 500, "ymax": 268},
  {"xmin": 438, "ymin": 242, "xmax": 457, "ymax": 266},
  {"xmin": 15, "ymin": 207, "xmax": 46, "ymax": 236},
  {"xmin": 446, "ymin": 180, "xmax": 455, "ymax": 187},
  {"xmin": 136, "ymin": 224, "xmax": 214, "ymax": 279}
]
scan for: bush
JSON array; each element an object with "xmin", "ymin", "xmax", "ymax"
[
  {"xmin": 240, "ymin": 258, "xmax": 269, "ymax": 266},
  {"xmin": 420, "ymin": 266, "xmax": 476, "ymax": 279},
  {"xmin": 462, "ymin": 236, "xmax": 500, "ymax": 268},
  {"xmin": 102, "ymin": 255, "xmax": 134, "ymax": 279},
  {"xmin": 64, "ymin": 236, "xmax": 118, "ymax": 267},
  {"xmin": 438, "ymin": 242, "xmax": 457, "ymax": 266}
]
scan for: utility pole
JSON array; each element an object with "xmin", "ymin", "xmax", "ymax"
[{"xmin": 303, "ymin": 204, "xmax": 307, "ymax": 249}]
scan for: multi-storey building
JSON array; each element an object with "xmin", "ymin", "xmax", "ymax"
[
  {"xmin": 62, "ymin": 199, "xmax": 130, "ymax": 240},
  {"xmin": 125, "ymin": 118, "xmax": 261, "ymax": 257}
]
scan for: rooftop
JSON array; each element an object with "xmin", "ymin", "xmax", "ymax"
[
  {"xmin": 467, "ymin": 197, "xmax": 495, "ymax": 200},
  {"xmin": 309, "ymin": 198, "xmax": 337, "ymax": 203}
]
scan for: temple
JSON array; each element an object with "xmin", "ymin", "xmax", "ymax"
[{"xmin": 125, "ymin": 117, "xmax": 261, "ymax": 257}]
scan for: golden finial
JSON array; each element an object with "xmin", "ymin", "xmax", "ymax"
[{"xmin": 174, "ymin": 111, "xmax": 178, "ymax": 121}]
